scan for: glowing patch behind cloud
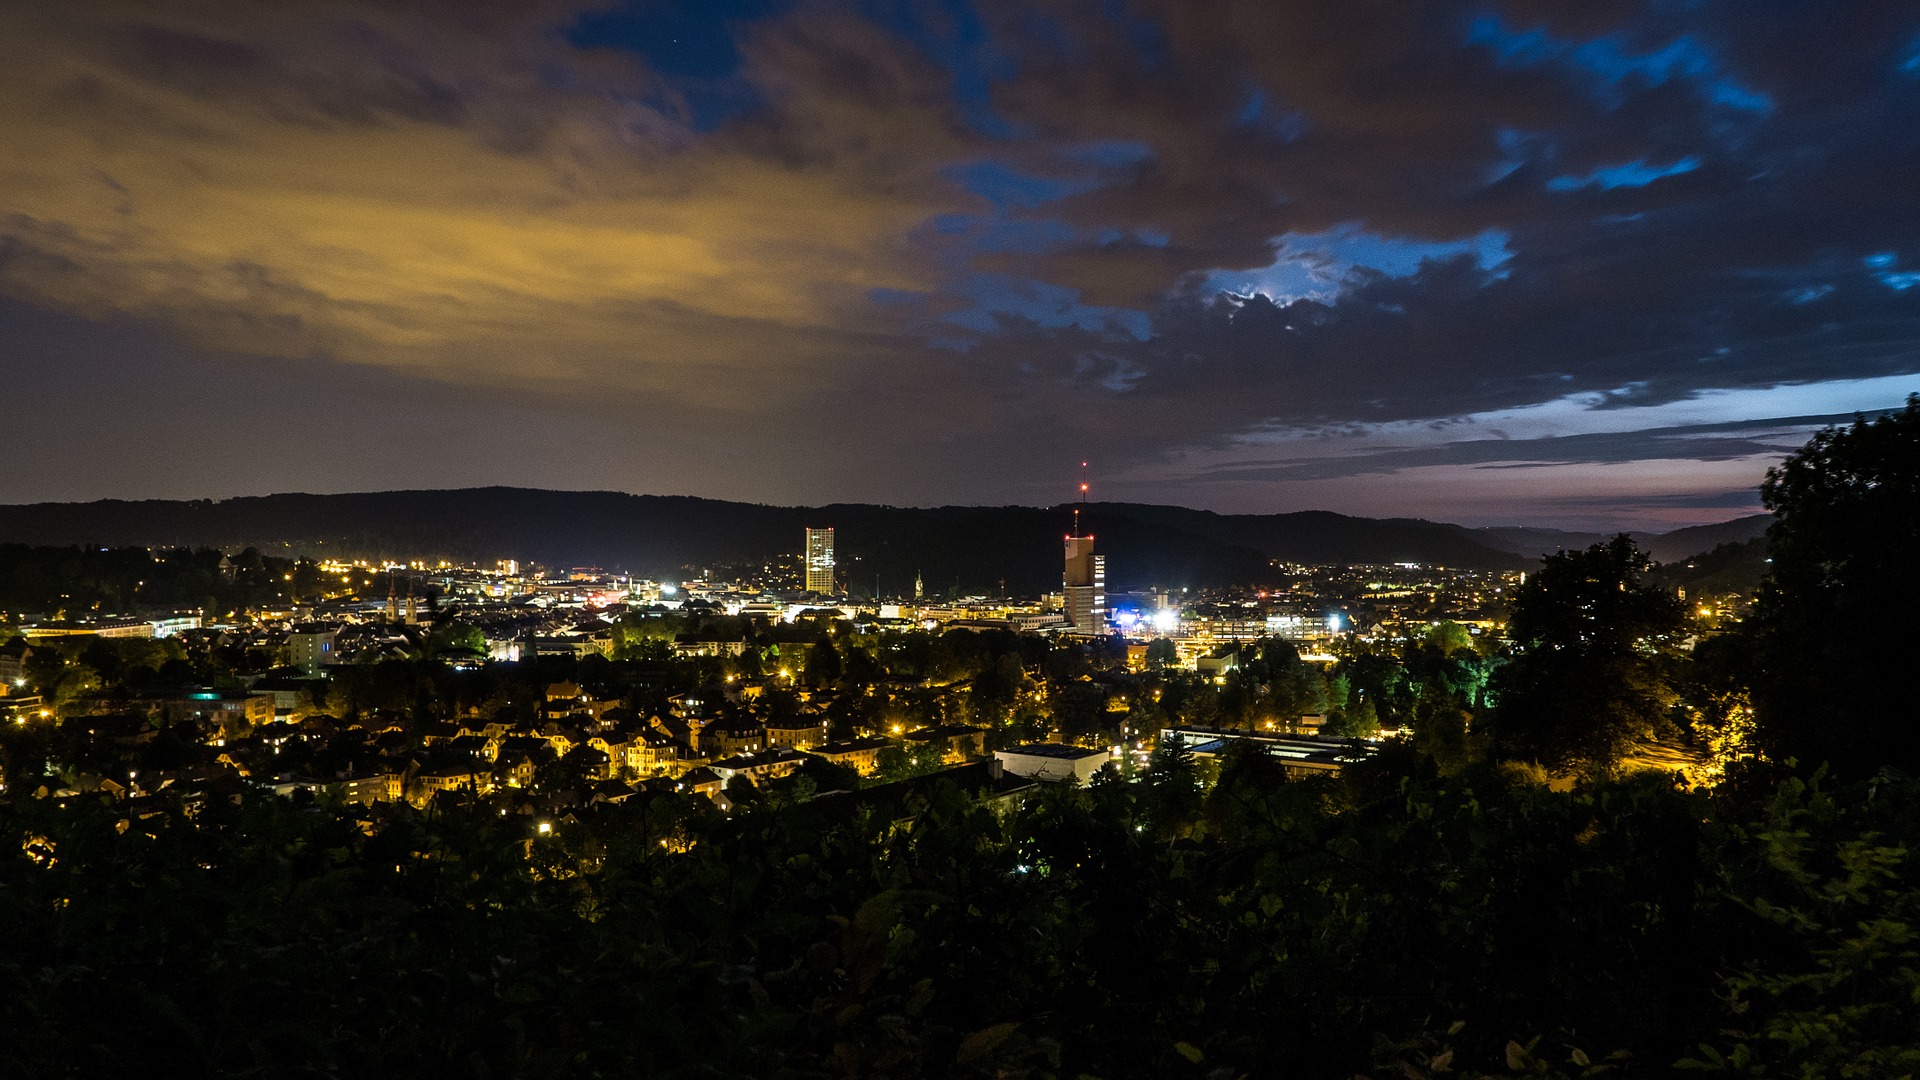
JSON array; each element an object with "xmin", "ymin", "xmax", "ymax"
[
  {"xmin": 0, "ymin": 2, "xmax": 971, "ymax": 401},
  {"xmin": 1206, "ymin": 226, "xmax": 1511, "ymax": 300}
]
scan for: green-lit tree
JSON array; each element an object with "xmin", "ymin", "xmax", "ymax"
[
  {"xmin": 1423, "ymin": 620, "xmax": 1476, "ymax": 656},
  {"xmin": 1323, "ymin": 697, "xmax": 1380, "ymax": 740}
]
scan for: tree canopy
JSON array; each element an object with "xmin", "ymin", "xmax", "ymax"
[
  {"xmin": 1490, "ymin": 536, "xmax": 1685, "ymax": 772},
  {"xmin": 1749, "ymin": 396, "xmax": 1920, "ymax": 775}
]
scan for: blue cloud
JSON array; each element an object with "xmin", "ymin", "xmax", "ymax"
[
  {"xmin": 1547, "ymin": 157, "xmax": 1701, "ymax": 191},
  {"xmin": 1467, "ymin": 17, "xmax": 1771, "ymax": 113},
  {"xmin": 1205, "ymin": 226, "xmax": 1511, "ymax": 300}
]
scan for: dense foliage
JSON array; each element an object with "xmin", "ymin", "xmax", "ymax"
[
  {"xmin": 3, "ymin": 757, "xmax": 1916, "ymax": 1078},
  {"xmin": 1490, "ymin": 538, "xmax": 1686, "ymax": 772},
  {"xmin": 1749, "ymin": 395, "xmax": 1920, "ymax": 776},
  {"xmin": 0, "ymin": 544, "xmax": 324, "ymax": 619}
]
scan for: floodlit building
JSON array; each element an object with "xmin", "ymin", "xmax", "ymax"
[
  {"xmin": 994, "ymin": 743, "xmax": 1110, "ymax": 784},
  {"xmin": 765, "ymin": 713, "xmax": 830, "ymax": 751},
  {"xmin": 1161, "ymin": 726, "xmax": 1372, "ymax": 776},
  {"xmin": 286, "ymin": 626, "xmax": 337, "ymax": 676},
  {"xmin": 810, "ymin": 736, "xmax": 892, "ymax": 776},
  {"xmin": 708, "ymin": 747, "xmax": 810, "ymax": 785},
  {"xmin": 1063, "ymin": 534, "xmax": 1105, "ymax": 635},
  {"xmin": 334, "ymin": 772, "xmax": 404, "ymax": 805},
  {"xmin": 151, "ymin": 615, "xmax": 201, "ymax": 638},
  {"xmin": 905, "ymin": 723, "xmax": 988, "ymax": 762},
  {"xmin": 1063, "ymin": 470, "xmax": 1106, "ymax": 635},
  {"xmin": 805, "ymin": 527, "xmax": 835, "ymax": 593}
]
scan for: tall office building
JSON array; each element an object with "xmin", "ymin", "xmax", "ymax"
[
  {"xmin": 1063, "ymin": 479, "xmax": 1106, "ymax": 635},
  {"xmin": 804, "ymin": 527, "xmax": 835, "ymax": 593}
]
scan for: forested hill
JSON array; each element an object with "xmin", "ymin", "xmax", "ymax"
[
  {"xmin": 1635, "ymin": 514, "xmax": 1773, "ymax": 563},
  {"xmin": 0, "ymin": 488, "xmax": 1542, "ymax": 591},
  {"xmin": 1467, "ymin": 513, "xmax": 1773, "ymax": 562}
]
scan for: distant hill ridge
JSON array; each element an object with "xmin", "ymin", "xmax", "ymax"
[
  {"xmin": 1469, "ymin": 514, "xmax": 1772, "ymax": 563},
  {"xmin": 0, "ymin": 488, "xmax": 1763, "ymax": 594}
]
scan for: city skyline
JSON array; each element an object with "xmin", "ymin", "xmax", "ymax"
[{"xmin": 2, "ymin": 1, "xmax": 1918, "ymax": 529}]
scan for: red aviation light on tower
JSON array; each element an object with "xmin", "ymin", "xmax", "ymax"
[
  {"xmin": 1068, "ymin": 461, "xmax": 1094, "ymax": 539},
  {"xmin": 1063, "ymin": 461, "xmax": 1105, "ymax": 636}
]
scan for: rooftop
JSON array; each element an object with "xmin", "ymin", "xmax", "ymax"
[
  {"xmin": 708, "ymin": 747, "xmax": 809, "ymax": 771},
  {"xmin": 999, "ymin": 743, "xmax": 1107, "ymax": 761}
]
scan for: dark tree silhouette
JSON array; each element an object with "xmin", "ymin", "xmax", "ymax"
[
  {"xmin": 1490, "ymin": 536, "xmax": 1685, "ymax": 772},
  {"xmin": 1750, "ymin": 396, "xmax": 1920, "ymax": 776}
]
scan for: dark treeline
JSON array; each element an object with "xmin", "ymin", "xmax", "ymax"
[
  {"xmin": 3, "ymin": 749, "xmax": 1913, "ymax": 1078},
  {"xmin": 0, "ymin": 544, "xmax": 326, "ymax": 618}
]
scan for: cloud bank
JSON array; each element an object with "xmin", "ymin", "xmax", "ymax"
[{"xmin": 1, "ymin": 0, "xmax": 1917, "ymax": 526}]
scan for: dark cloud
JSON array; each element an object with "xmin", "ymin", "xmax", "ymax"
[
  {"xmin": 943, "ymin": 253, "xmax": 1919, "ymax": 459},
  {"xmin": 1181, "ymin": 415, "xmax": 1853, "ymax": 485},
  {"xmin": 0, "ymin": 0, "xmax": 1917, "ymax": 527},
  {"xmin": 1535, "ymin": 489, "xmax": 1768, "ymax": 513}
]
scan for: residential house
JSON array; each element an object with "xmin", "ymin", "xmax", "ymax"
[
  {"xmin": 701, "ymin": 716, "xmax": 766, "ymax": 758},
  {"xmin": 765, "ymin": 713, "xmax": 829, "ymax": 751},
  {"xmin": 809, "ymin": 736, "xmax": 892, "ymax": 776},
  {"xmin": 708, "ymin": 747, "xmax": 809, "ymax": 786},
  {"xmin": 904, "ymin": 724, "xmax": 988, "ymax": 763},
  {"xmin": 676, "ymin": 766, "xmax": 728, "ymax": 808}
]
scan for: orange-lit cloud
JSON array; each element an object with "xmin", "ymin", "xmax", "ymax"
[{"xmin": 0, "ymin": 1, "xmax": 974, "ymax": 402}]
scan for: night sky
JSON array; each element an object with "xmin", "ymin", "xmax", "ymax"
[{"xmin": 3, "ymin": 1, "xmax": 1918, "ymax": 529}]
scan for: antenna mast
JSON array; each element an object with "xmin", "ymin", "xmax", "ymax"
[{"xmin": 1073, "ymin": 461, "xmax": 1089, "ymax": 536}]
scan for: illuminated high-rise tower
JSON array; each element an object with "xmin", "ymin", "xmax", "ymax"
[
  {"xmin": 1063, "ymin": 464, "xmax": 1106, "ymax": 635},
  {"xmin": 804, "ymin": 527, "xmax": 835, "ymax": 593}
]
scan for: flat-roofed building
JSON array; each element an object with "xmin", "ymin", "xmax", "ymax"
[
  {"xmin": 335, "ymin": 772, "xmax": 403, "ymax": 805},
  {"xmin": 995, "ymin": 743, "xmax": 1110, "ymax": 784},
  {"xmin": 286, "ymin": 627, "xmax": 338, "ymax": 675},
  {"xmin": 1063, "ymin": 535, "xmax": 1106, "ymax": 635},
  {"xmin": 1161, "ymin": 726, "xmax": 1371, "ymax": 776},
  {"xmin": 805, "ymin": 527, "xmax": 835, "ymax": 593}
]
